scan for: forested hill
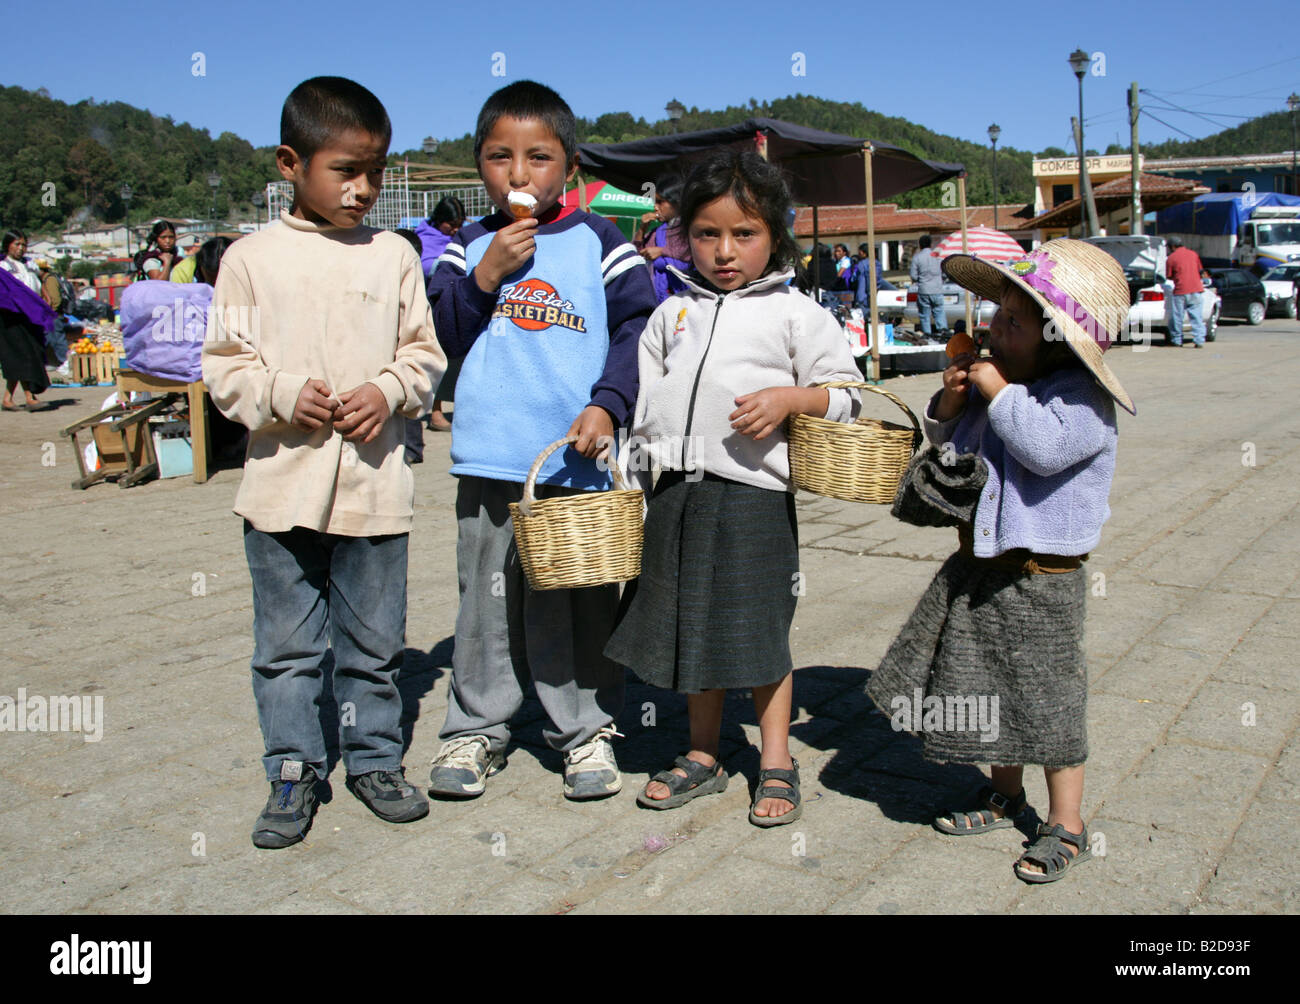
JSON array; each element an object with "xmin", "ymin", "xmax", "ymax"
[
  {"xmin": 0, "ymin": 85, "xmax": 275, "ymax": 235},
  {"xmin": 3, "ymin": 84, "xmax": 1294, "ymax": 236}
]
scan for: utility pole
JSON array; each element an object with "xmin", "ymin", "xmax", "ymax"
[
  {"xmin": 1128, "ymin": 82, "xmax": 1142, "ymax": 235},
  {"xmin": 1072, "ymin": 116, "xmax": 1102, "ymax": 236}
]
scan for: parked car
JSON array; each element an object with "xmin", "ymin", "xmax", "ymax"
[
  {"xmin": 902, "ymin": 280, "xmax": 997, "ymax": 331},
  {"xmin": 1259, "ymin": 263, "xmax": 1300, "ymax": 318},
  {"xmin": 1083, "ymin": 235, "xmax": 1219, "ymax": 343},
  {"xmin": 1206, "ymin": 268, "xmax": 1268, "ymax": 325}
]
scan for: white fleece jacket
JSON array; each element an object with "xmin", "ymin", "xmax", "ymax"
[{"xmin": 627, "ymin": 267, "xmax": 861, "ymax": 493}]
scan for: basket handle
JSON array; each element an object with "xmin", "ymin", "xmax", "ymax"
[
  {"xmin": 518, "ymin": 435, "xmax": 630, "ymax": 517},
  {"xmin": 812, "ymin": 381, "xmax": 923, "ymax": 451}
]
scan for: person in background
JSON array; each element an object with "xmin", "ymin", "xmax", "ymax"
[
  {"xmin": 415, "ymin": 195, "xmax": 466, "ymax": 279},
  {"xmin": 169, "ymin": 240, "xmax": 201, "ymax": 283},
  {"xmin": 395, "ymin": 227, "xmax": 431, "ymax": 463},
  {"xmin": 1, "ymin": 230, "xmax": 40, "ymax": 293},
  {"xmin": 134, "ymin": 220, "xmax": 179, "ymax": 281},
  {"xmin": 850, "ymin": 242, "xmax": 895, "ymax": 313},
  {"xmin": 638, "ymin": 173, "xmax": 690, "ymax": 303},
  {"xmin": 1165, "ymin": 235, "xmax": 1206, "ymax": 348},
  {"xmin": 36, "ymin": 259, "xmax": 71, "ymax": 378},
  {"xmin": 834, "ymin": 243, "xmax": 852, "ymax": 279},
  {"xmin": 417, "ymin": 196, "xmax": 467, "ymax": 432},
  {"xmin": 193, "ymin": 236, "xmax": 233, "ymax": 286},
  {"xmin": 0, "ymin": 250, "xmax": 53, "ymax": 411},
  {"xmin": 909, "ymin": 234, "xmax": 947, "ymax": 337}
]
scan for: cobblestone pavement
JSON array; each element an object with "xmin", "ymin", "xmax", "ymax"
[{"xmin": 1, "ymin": 323, "xmax": 1296, "ymax": 914}]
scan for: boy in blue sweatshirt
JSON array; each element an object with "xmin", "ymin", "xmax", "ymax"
[{"xmin": 426, "ymin": 81, "xmax": 656, "ymax": 800}]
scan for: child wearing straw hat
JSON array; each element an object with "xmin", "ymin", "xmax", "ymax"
[{"xmin": 867, "ymin": 238, "xmax": 1135, "ymax": 883}]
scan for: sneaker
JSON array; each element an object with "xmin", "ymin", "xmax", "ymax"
[
  {"xmin": 428, "ymin": 735, "xmax": 504, "ymax": 798},
  {"xmin": 252, "ymin": 775, "xmax": 319, "ymax": 849},
  {"xmin": 563, "ymin": 725, "xmax": 624, "ymax": 801},
  {"xmin": 346, "ymin": 768, "xmax": 429, "ymax": 823}
]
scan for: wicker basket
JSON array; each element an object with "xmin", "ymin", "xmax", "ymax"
[
  {"xmin": 509, "ymin": 436, "xmax": 645, "ymax": 591},
  {"xmin": 788, "ymin": 382, "xmax": 922, "ymax": 503}
]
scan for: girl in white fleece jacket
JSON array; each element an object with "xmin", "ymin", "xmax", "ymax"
[{"xmin": 605, "ymin": 150, "xmax": 860, "ymax": 826}]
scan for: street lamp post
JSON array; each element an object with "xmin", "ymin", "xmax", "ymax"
[
  {"xmin": 1069, "ymin": 48, "xmax": 1091, "ymax": 236},
  {"xmin": 207, "ymin": 172, "xmax": 222, "ymax": 237},
  {"xmin": 988, "ymin": 123, "xmax": 1001, "ymax": 231},
  {"xmin": 1288, "ymin": 93, "xmax": 1300, "ymax": 196},
  {"xmin": 251, "ymin": 190, "xmax": 264, "ymax": 231},
  {"xmin": 119, "ymin": 183, "xmax": 132, "ymax": 260},
  {"xmin": 665, "ymin": 99, "xmax": 685, "ymax": 134}
]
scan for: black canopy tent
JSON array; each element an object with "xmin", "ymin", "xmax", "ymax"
[{"xmin": 576, "ymin": 118, "xmax": 966, "ymax": 376}]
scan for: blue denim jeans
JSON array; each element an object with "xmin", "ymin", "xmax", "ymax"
[
  {"xmin": 918, "ymin": 292, "xmax": 947, "ymax": 336},
  {"xmin": 243, "ymin": 522, "xmax": 408, "ymax": 781},
  {"xmin": 1169, "ymin": 293, "xmax": 1204, "ymax": 346},
  {"xmin": 45, "ymin": 315, "xmax": 68, "ymax": 366}
]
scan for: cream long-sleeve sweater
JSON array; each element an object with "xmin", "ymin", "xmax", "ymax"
[
  {"xmin": 202, "ymin": 211, "xmax": 446, "ymax": 536},
  {"xmin": 627, "ymin": 266, "xmax": 862, "ymax": 493}
]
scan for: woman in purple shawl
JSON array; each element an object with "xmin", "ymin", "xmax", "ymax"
[
  {"xmin": 0, "ymin": 233, "xmax": 55, "ymax": 411},
  {"xmin": 637, "ymin": 174, "xmax": 691, "ymax": 303}
]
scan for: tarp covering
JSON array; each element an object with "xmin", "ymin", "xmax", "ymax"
[
  {"xmin": 578, "ymin": 118, "xmax": 964, "ymax": 205},
  {"xmin": 121, "ymin": 279, "xmax": 212, "ymax": 383},
  {"xmin": 1154, "ymin": 192, "xmax": 1300, "ymax": 237}
]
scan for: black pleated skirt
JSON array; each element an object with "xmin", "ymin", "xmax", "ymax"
[
  {"xmin": 0, "ymin": 314, "xmax": 50, "ymax": 392},
  {"xmin": 604, "ymin": 471, "xmax": 799, "ymax": 693}
]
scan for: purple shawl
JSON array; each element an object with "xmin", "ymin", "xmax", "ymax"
[{"xmin": 0, "ymin": 267, "xmax": 56, "ymax": 331}]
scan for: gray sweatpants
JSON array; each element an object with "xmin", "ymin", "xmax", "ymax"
[{"xmin": 440, "ymin": 476, "xmax": 624, "ymax": 753}]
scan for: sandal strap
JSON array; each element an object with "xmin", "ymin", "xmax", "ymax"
[
  {"xmin": 649, "ymin": 755, "xmax": 718, "ymax": 794},
  {"xmin": 755, "ymin": 784, "xmax": 799, "ymax": 807},
  {"xmin": 755, "ymin": 759, "xmax": 800, "ymax": 788},
  {"xmin": 1019, "ymin": 823, "xmax": 1088, "ymax": 874}
]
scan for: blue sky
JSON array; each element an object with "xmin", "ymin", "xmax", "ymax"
[{"xmin": 7, "ymin": 0, "xmax": 1299, "ymax": 156}]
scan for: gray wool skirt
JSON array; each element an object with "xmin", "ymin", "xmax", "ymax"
[
  {"xmin": 604, "ymin": 471, "xmax": 798, "ymax": 693},
  {"xmin": 866, "ymin": 550, "xmax": 1089, "ymax": 768}
]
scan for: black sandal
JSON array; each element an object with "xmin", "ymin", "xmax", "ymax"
[
  {"xmin": 1014, "ymin": 822, "xmax": 1092, "ymax": 883},
  {"xmin": 933, "ymin": 785, "xmax": 1027, "ymax": 835},
  {"xmin": 748, "ymin": 757, "xmax": 801, "ymax": 827},
  {"xmin": 637, "ymin": 755, "xmax": 728, "ymax": 810}
]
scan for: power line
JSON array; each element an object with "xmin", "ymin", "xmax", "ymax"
[
  {"xmin": 1155, "ymin": 55, "xmax": 1300, "ymax": 96},
  {"xmin": 1140, "ymin": 108, "xmax": 1198, "ymax": 141}
]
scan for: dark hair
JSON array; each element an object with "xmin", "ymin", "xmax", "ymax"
[
  {"xmin": 678, "ymin": 150, "xmax": 802, "ymax": 279},
  {"xmin": 857, "ymin": 243, "xmax": 870, "ymax": 255},
  {"xmin": 195, "ymin": 236, "xmax": 232, "ymax": 284},
  {"xmin": 1166, "ymin": 235, "xmax": 1183, "ymax": 249},
  {"xmin": 473, "ymin": 80, "xmax": 576, "ymax": 165},
  {"xmin": 281, "ymin": 76, "xmax": 392, "ymax": 163},
  {"xmin": 918, "ymin": 234, "xmax": 932, "ymax": 249},
  {"xmin": 393, "ymin": 228, "xmax": 424, "ymax": 257},
  {"xmin": 145, "ymin": 220, "xmax": 176, "ymax": 250},
  {"xmin": 654, "ymin": 173, "xmax": 684, "ymax": 208},
  {"xmin": 431, "ymin": 195, "xmax": 465, "ymax": 228},
  {"xmin": 2, "ymin": 229, "xmax": 26, "ymax": 256}
]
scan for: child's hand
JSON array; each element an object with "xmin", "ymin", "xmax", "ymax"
[
  {"xmin": 291, "ymin": 378, "xmax": 340, "ymax": 432},
  {"xmin": 731, "ymin": 387, "xmax": 805, "ymax": 441},
  {"xmin": 332, "ymin": 382, "xmax": 390, "ymax": 444},
  {"xmin": 640, "ymin": 245, "xmax": 665, "ymax": 261},
  {"xmin": 474, "ymin": 218, "xmax": 539, "ymax": 293},
  {"xmin": 967, "ymin": 359, "xmax": 1009, "ymax": 402},
  {"xmin": 934, "ymin": 355, "xmax": 976, "ymax": 421},
  {"xmin": 566, "ymin": 405, "xmax": 614, "ymax": 459}
]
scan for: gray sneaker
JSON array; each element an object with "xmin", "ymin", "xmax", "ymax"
[
  {"xmin": 252, "ymin": 775, "xmax": 319, "ymax": 849},
  {"xmin": 347, "ymin": 768, "xmax": 429, "ymax": 823},
  {"xmin": 563, "ymin": 725, "xmax": 623, "ymax": 801},
  {"xmin": 428, "ymin": 735, "xmax": 505, "ymax": 798}
]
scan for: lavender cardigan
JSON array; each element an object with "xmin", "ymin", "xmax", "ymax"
[{"xmin": 923, "ymin": 367, "xmax": 1118, "ymax": 557}]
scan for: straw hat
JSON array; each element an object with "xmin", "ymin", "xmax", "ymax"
[{"xmin": 942, "ymin": 238, "xmax": 1135, "ymax": 416}]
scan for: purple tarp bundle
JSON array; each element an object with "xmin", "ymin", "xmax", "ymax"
[{"xmin": 121, "ymin": 279, "xmax": 212, "ymax": 383}]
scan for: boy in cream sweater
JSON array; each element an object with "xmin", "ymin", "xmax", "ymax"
[{"xmin": 203, "ymin": 76, "xmax": 446, "ymax": 849}]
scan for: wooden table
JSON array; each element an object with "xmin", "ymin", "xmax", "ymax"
[{"xmin": 115, "ymin": 370, "xmax": 210, "ymax": 483}]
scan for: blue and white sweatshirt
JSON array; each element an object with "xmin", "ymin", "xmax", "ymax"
[{"xmin": 428, "ymin": 208, "xmax": 656, "ymax": 488}]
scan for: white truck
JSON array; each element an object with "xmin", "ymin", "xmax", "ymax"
[{"xmin": 1154, "ymin": 193, "xmax": 1300, "ymax": 274}]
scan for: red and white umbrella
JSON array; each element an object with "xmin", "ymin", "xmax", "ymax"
[{"xmin": 935, "ymin": 226, "xmax": 1025, "ymax": 262}]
